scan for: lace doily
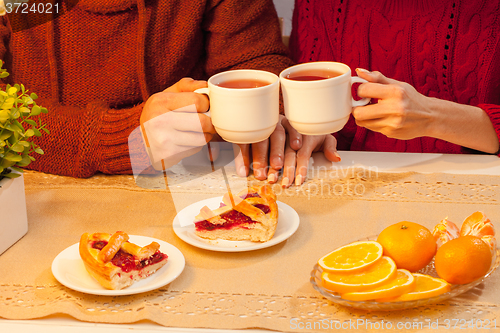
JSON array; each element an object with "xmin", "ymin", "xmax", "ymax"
[{"xmin": 23, "ymin": 168, "xmax": 500, "ymax": 205}]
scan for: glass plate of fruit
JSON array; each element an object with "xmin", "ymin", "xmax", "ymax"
[{"xmin": 310, "ymin": 233, "xmax": 500, "ymax": 311}]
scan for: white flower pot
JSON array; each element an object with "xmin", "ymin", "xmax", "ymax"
[{"xmin": 0, "ymin": 173, "xmax": 28, "ymax": 255}]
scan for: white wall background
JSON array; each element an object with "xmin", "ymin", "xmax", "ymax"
[{"xmin": 273, "ymin": 0, "xmax": 295, "ymax": 36}]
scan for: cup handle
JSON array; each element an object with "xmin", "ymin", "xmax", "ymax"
[
  {"xmin": 194, "ymin": 88, "xmax": 211, "ymax": 118},
  {"xmin": 351, "ymin": 77, "xmax": 371, "ymax": 107}
]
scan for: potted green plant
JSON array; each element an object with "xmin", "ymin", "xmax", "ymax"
[{"xmin": 0, "ymin": 61, "xmax": 49, "ymax": 254}]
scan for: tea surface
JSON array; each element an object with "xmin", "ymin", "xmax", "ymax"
[
  {"xmin": 216, "ymin": 79, "xmax": 270, "ymax": 89},
  {"xmin": 286, "ymin": 69, "xmax": 344, "ymax": 81}
]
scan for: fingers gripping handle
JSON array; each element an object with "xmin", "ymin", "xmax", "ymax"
[
  {"xmin": 351, "ymin": 77, "xmax": 371, "ymax": 107},
  {"xmin": 194, "ymin": 88, "xmax": 211, "ymax": 118}
]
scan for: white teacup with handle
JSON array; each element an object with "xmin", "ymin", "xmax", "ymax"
[
  {"xmin": 195, "ymin": 69, "xmax": 279, "ymax": 144},
  {"xmin": 280, "ymin": 62, "xmax": 370, "ymax": 135}
]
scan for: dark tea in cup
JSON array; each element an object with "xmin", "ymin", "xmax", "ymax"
[
  {"xmin": 286, "ymin": 69, "xmax": 344, "ymax": 81},
  {"xmin": 194, "ymin": 69, "xmax": 279, "ymax": 144},
  {"xmin": 216, "ymin": 79, "xmax": 270, "ymax": 89},
  {"xmin": 279, "ymin": 62, "xmax": 370, "ymax": 135}
]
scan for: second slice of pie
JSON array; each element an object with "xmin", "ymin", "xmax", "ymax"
[{"xmin": 194, "ymin": 185, "xmax": 278, "ymax": 242}]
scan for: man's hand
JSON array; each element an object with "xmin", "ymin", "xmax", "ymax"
[{"xmin": 140, "ymin": 78, "xmax": 215, "ymax": 170}]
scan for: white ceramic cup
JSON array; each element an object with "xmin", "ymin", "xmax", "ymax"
[
  {"xmin": 279, "ymin": 62, "xmax": 370, "ymax": 135},
  {"xmin": 195, "ymin": 70, "xmax": 279, "ymax": 144}
]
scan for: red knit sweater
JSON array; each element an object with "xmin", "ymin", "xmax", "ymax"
[
  {"xmin": 0, "ymin": 0, "xmax": 293, "ymax": 177},
  {"xmin": 290, "ymin": 0, "xmax": 500, "ymax": 155}
]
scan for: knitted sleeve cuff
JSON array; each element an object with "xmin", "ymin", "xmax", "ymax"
[
  {"xmin": 99, "ymin": 102, "xmax": 152, "ymax": 175},
  {"xmin": 477, "ymin": 103, "xmax": 500, "ymax": 156}
]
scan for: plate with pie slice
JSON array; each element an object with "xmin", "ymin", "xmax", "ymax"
[
  {"xmin": 51, "ymin": 235, "xmax": 185, "ymax": 296},
  {"xmin": 173, "ymin": 193, "xmax": 300, "ymax": 252}
]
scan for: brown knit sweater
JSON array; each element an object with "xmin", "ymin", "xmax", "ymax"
[{"xmin": 0, "ymin": 0, "xmax": 293, "ymax": 177}]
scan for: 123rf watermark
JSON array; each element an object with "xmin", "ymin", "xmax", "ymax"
[{"xmin": 290, "ymin": 318, "xmax": 498, "ymax": 330}]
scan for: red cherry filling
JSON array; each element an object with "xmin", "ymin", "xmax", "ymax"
[
  {"xmin": 254, "ymin": 204, "xmax": 270, "ymax": 214},
  {"xmin": 91, "ymin": 240, "xmax": 167, "ymax": 272},
  {"xmin": 92, "ymin": 240, "xmax": 108, "ymax": 250},
  {"xmin": 243, "ymin": 192, "xmax": 260, "ymax": 199},
  {"xmin": 195, "ymin": 196, "xmax": 271, "ymax": 231}
]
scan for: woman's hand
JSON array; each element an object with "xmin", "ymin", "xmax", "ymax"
[
  {"xmin": 266, "ymin": 116, "xmax": 341, "ymax": 187},
  {"xmin": 140, "ymin": 78, "xmax": 215, "ymax": 170},
  {"xmin": 353, "ymin": 68, "xmax": 434, "ymax": 140},
  {"xmin": 353, "ymin": 68, "xmax": 499, "ymax": 153},
  {"xmin": 232, "ymin": 115, "xmax": 340, "ymax": 187}
]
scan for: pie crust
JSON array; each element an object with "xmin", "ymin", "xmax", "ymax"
[
  {"xmin": 194, "ymin": 185, "xmax": 278, "ymax": 242},
  {"xmin": 79, "ymin": 231, "xmax": 168, "ymax": 290}
]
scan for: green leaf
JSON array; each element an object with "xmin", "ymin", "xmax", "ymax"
[
  {"xmin": 41, "ymin": 107, "xmax": 48, "ymax": 114},
  {"xmin": 0, "ymin": 158, "xmax": 15, "ymax": 169},
  {"xmin": 31, "ymin": 105, "xmax": 41, "ymax": 116},
  {"xmin": 19, "ymin": 140, "xmax": 30, "ymax": 147},
  {"xmin": 10, "ymin": 143, "xmax": 24, "ymax": 152},
  {"xmin": 25, "ymin": 129, "xmax": 35, "ymax": 137},
  {"xmin": 33, "ymin": 128, "xmax": 42, "ymax": 137},
  {"xmin": 7, "ymin": 133, "xmax": 17, "ymax": 143},
  {"xmin": 10, "ymin": 109, "xmax": 20, "ymax": 119},
  {"xmin": 1, "ymin": 98, "xmax": 15, "ymax": 110},
  {"xmin": 16, "ymin": 156, "xmax": 31, "ymax": 167},
  {"xmin": 19, "ymin": 107, "xmax": 30, "ymax": 114},
  {"xmin": 3, "ymin": 172, "xmax": 21, "ymax": 178},
  {"xmin": 4, "ymin": 153, "xmax": 22, "ymax": 162},
  {"xmin": 30, "ymin": 93, "xmax": 38, "ymax": 100},
  {"xmin": 13, "ymin": 120, "xmax": 24, "ymax": 132},
  {"xmin": 0, "ymin": 110, "xmax": 8, "ymax": 123},
  {"xmin": 23, "ymin": 96, "xmax": 33, "ymax": 105},
  {"xmin": 41, "ymin": 128, "xmax": 50, "ymax": 134},
  {"xmin": 7, "ymin": 87, "xmax": 17, "ymax": 95},
  {"xmin": 34, "ymin": 147, "xmax": 44, "ymax": 155},
  {"xmin": 9, "ymin": 166, "xmax": 24, "ymax": 172},
  {"xmin": 0, "ymin": 131, "xmax": 11, "ymax": 141}
]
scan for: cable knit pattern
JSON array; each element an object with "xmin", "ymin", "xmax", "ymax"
[
  {"xmin": 290, "ymin": 0, "xmax": 500, "ymax": 156},
  {"xmin": 0, "ymin": 0, "xmax": 293, "ymax": 177}
]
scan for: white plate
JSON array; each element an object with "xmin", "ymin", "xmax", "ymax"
[
  {"xmin": 173, "ymin": 197, "xmax": 300, "ymax": 252},
  {"xmin": 51, "ymin": 235, "xmax": 185, "ymax": 296}
]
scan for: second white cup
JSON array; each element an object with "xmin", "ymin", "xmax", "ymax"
[{"xmin": 280, "ymin": 62, "xmax": 370, "ymax": 135}]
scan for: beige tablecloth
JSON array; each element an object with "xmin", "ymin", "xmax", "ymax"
[{"xmin": 0, "ymin": 169, "xmax": 499, "ymax": 332}]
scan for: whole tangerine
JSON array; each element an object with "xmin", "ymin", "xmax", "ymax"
[
  {"xmin": 377, "ymin": 221, "xmax": 437, "ymax": 272},
  {"xmin": 435, "ymin": 235, "xmax": 492, "ymax": 285}
]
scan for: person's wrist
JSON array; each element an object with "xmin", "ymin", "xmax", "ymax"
[{"xmin": 422, "ymin": 97, "xmax": 446, "ymax": 139}]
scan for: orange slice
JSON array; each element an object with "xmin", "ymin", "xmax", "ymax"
[
  {"xmin": 321, "ymin": 256, "xmax": 397, "ymax": 294},
  {"xmin": 377, "ymin": 273, "xmax": 451, "ymax": 302},
  {"xmin": 341, "ymin": 269, "xmax": 415, "ymax": 301},
  {"xmin": 318, "ymin": 241, "xmax": 383, "ymax": 273}
]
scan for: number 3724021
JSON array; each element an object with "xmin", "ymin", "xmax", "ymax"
[{"xmin": 5, "ymin": 2, "xmax": 59, "ymax": 14}]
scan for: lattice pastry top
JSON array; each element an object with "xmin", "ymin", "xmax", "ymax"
[
  {"xmin": 79, "ymin": 231, "xmax": 168, "ymax": 290},
  {"xmin": 194, "ymin": 185, "xmax": 278, "ymax": 242}
]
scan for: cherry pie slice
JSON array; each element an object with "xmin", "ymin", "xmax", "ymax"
[
  {"xmin": 194, "ymin": 185, "xmax": 278, "ymax": 242},
  {"xmin": 79, "ymin": 231, "xmax": 168, "ymax": 290}
]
